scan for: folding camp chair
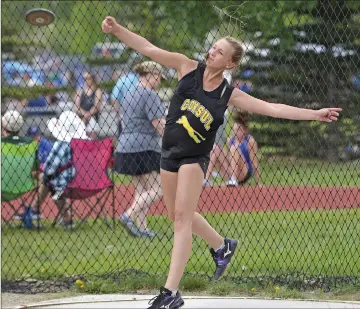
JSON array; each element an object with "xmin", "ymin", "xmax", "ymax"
[
  {"xmin": 51, "ymin": 137, "xmax": 114, "ymax": 229},
  {"xmin": 1, "ymin": 137, "xmax": 39, "ymax": 226}
]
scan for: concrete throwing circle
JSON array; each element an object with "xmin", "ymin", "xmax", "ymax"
[{"xmin": 17, "ymin": 295, "xmax": 360, "ymax": 309}]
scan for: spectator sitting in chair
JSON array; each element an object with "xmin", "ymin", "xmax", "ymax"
[
  {"xmin": 203, "ymin": 74, "xmax": 255, "ymax": 187},
  {"xmin": 2, "ymin": 110, "xmax": 26, "ymax": 141},
  {"xmin": 20, "ymin": 111, "xmax": 89, "ymax": 229},
  {"xmin": 26, "ymin": 126, "xmax": 54, "ymax": 175},
  {"xmin": 19, "ymin": 72, "xmax": 36, "ymax": 88},
  {"xmin": 2, "ymin": 111, "xmax": 41, "ymax": 223},
  {"xmin": 2, "ymin": 116, "xmax": 9, "ymax": 137},
  {"xmin": 226, "ymin": 110, "xmax": 261, "ymax": 186},
  {"xmin": 203, "ymin": 110, "xmax": 261, "ymax": 187},
  {"xmin": 75, "ymin": 72, "xmax": 102, "ymax": 139}
]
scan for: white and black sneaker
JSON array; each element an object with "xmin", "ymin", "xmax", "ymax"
[
  {"xmin": 148, "ymin": 287, "xmax": 184, "ymax": 309},
  {"xmin": 210, "ymin": 238, "xmax": 238, "ymax": 280}
]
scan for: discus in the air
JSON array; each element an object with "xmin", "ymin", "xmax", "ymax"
[{"xmin": 25, "ymin": 8, "xmax": 55, "ymax": 26}]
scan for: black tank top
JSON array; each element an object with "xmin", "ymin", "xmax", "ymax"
[
  {"xmin": 162, "ymin": 62, "xmax": 234, "ymax": 159},
  {"xmin": 80, "ymin": 91, "xmax": 99, "ymax": 121}
]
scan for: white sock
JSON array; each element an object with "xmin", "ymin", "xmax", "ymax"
[
  {"xmin": 164, "ymin": 287, "xmax": 177, "ymax": 296},
  {"xmin": 214, "ymin": 240, "xmax": 225, "ymax": 252},
  {"xmin": 212, "ymin": 171, "xmax": 220, "ymax": 177}
]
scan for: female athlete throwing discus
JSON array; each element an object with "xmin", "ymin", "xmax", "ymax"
[{"xmin": 102, "ymin": 16, "xmax": 342, "ymax": 309}]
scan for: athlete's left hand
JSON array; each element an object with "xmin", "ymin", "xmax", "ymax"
[{"xmin": 314, "ymin": 108, "xmax": 342, "ymax": 122}]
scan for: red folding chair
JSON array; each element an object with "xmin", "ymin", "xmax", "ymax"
[{"xmin": 51, "ymin": 137, "xmax": 114, "ymax": 229}]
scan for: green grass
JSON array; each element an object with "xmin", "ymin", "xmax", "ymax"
[
  {"xmin": 2, "ymin": 158, "xmax": 359, "ymax": 298},
  {"xmin": 208, "ymin": 157, "xmax": 359, "ymax": 187},
  {"xmin": 108, "ymin": 152, "xmax": 359, "ymax": 187},
  {"xmin": 252, "ymin": 157, "xmax": 359, "ymax": 187},
  {"xmin": 111, "ymin": 157, "xmax": 357, "ymax": 187},
  {"xmin": 2, "ymin": 208, "xmax": 359, "ymax": 282},
  {"xmin": 109, "ymin": 171, "xmax": 131, "ymax": 185},
  {"xmin": 71, "ymin": 275, "xmax": 311, "ymax": 299}
]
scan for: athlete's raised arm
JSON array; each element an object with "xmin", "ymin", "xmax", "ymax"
[
  {"xmin": 101, "ymin": 16, "xmax": 197, "ymax": 79},
  {"xmin": 228, "ymin": 88, "xmax": 341, "ymax": 123}
]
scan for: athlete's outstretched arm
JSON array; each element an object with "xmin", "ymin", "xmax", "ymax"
[
  {"xmin": 101, "ymin": 16, "xmax": 197, "ymax": 78},
  {"xmin": 228, "ymin": 88, "xmax": 342, "ymax": 122}
]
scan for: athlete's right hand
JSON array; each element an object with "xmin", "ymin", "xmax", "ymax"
[{"xmin": 101, "ymin": 16, "xmax": 118, "ymax": 34}]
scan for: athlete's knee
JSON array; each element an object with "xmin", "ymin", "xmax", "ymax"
[{"xmin": 173, "ymin": 209, "xmax": 193, "ymax": 228}]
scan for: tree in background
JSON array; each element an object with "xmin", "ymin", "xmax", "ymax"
[
  {"xmin": 2, "ymin": 1, "xmax": 221, "ymax": 57},
  {"xmin": 2, "ymin": 0, "xmax": 359, "ymax": 159},
  {"xmin": 215, "ymin": 0, "xmax": 360, "ymax": 160}
]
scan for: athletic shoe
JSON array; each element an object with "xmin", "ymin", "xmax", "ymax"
[
  {"xmin": 58, "ymin": 218, "xmax": 75, "ymax": 229},
  {"xmin": 210, "ymin": 238, "xmax": 238, "ymax": 280},
  {"xmin": 139, "ymin": 229, "xmax": 157, "ymax": 238},
  {"xmin": 225, "ymin": 178, "xmax": 238, "ymax": 187},
  {"xmin": 202, "ymin": 179, "xmax": 213, "ymax": 187},
  {"xmin": 148, "ymin": 287, "xmax": 184, "ymax": 309},
  {"xmin": 13, "ymin": 206, "xmax": 41, "ymax": 220},
  {"xmin": 211, "ymin": 171, "xmax": 220, "ymax": 177},
  {"xmin": 119, "ymin": 213, "xmax": 142, "ymax": 237},
  {"xmin": 31, "ymin": 211, "xmax": 41, "ymax": 220}
]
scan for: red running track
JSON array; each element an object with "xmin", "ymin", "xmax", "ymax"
[{"xmin": 2, "ymin": 185, "xmax": 359, "ymax": 221}]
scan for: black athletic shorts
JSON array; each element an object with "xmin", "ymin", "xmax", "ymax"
[
  {"xmin": 160, "ymin": 155, "xmax": 210, "ymax": 177},
  {"xmin": 114, "ymin": 151, "xmax": 161, "ymax": 176}
]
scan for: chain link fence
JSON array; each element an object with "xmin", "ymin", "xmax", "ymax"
[{"xmin": 2, "ymin": 1, "xmax": 360, "ymax": 294}]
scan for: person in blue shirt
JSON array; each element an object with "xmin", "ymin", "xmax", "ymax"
[
  {"xmin": 203, "ymin": 109, "xmax": 261, "ymax": 187},
  {"xmin": 109, "ymin": 70, "xmax": 139, "ymax": 135},
  {"xmin": 26, "ymin": 126, "xmax": 53, "ymax": 173},
  {"xmin": 110, "ymin": 71, "xmax": 139, "ymax": 104},
  {"xmin": 226, "ymin": 110, "xmax": 261, "ymax": 186},
  {"xmin": 22, "ymin": 112, "xmax": 89, "ymax": 228},
  {"xmin": 351, "ymin": 72, "xmax": 360, "ymax": 90},
  {"xmin": 27, "ymin": 97, "xmax": 47, "ymax": 108},
  {"xmin": 203, "ymin": 77, "xmax": 254, "ymax": 187}
]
